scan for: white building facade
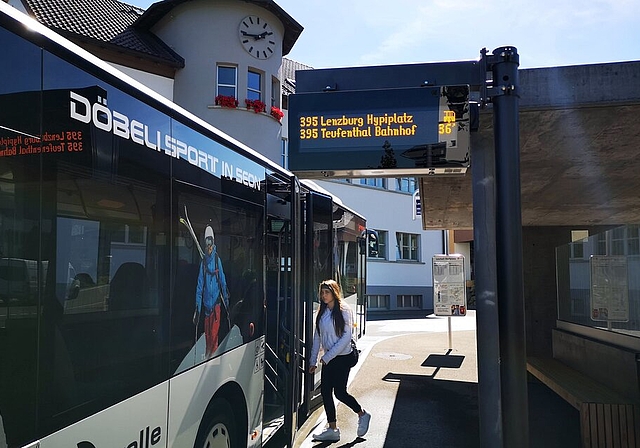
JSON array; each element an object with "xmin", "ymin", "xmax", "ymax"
[{"xmin": 314, "ymin": 178, "xmax": 446, "ymax": 315}]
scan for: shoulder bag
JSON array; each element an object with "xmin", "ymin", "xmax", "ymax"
[{"xmin": 348, "ymin": 338, "xmax": 360, "ymax": 367}]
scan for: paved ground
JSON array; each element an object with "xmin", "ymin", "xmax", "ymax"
[{"xmin": 289, "ymin": 311, "xmax": 582, "ymax": 448}]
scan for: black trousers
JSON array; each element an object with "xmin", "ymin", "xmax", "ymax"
[{"xmin": 320, "ymin": 353, "xmax": 362, "ymax": 423}]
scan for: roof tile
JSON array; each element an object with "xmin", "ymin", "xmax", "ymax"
[{"xmin": 24, "ymin": 0, "xmax": 183, "ymax": 66}]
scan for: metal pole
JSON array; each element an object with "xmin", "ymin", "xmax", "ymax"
[
  {"xmin": 491, "ymin": 46, "xmax": 529, "ymax": 448},
  {"xmin": 447, "ymin": 316, "xmax": 452, "ymax": 349},
  {"xmin": 443, "ymin": 231, "xmax": 453, "ymax": 350},
  {"xmin": 471, "ymin": 104, "xmax": 503, "ymax": 447}
]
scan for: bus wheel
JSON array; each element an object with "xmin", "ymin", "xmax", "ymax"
[{"xmin": 195, "ymin": 398, "xmax": 239, "ymax": 448}]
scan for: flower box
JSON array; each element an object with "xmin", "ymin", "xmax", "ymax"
[
  {"xmin": 215, "ymin": 95, "xmax": 238, "ymax": 108},
  {"xmin": 245, "ymin": 99, "xmax": 266, "ymax": 114},
  {"xmin": 270, "ymin": 106, "xmax": 284, "ymax": 123}
]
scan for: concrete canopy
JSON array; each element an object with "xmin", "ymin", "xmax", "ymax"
[
  {"xmin": 420, "ymin": 60, "xmax": 640, "ymax": 229},
  {"xmin": 294, "ymin": 59, "xmax": 640, "ymax": 229}
]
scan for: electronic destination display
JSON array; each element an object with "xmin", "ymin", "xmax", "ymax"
[{"xmin": 288, "ymin": 85, "xmax": 470, "ymax": 177}]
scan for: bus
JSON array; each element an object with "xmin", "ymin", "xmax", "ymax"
[{"xmin": 0, "ymin": 4, "xmax": 368, "ymax": 448}]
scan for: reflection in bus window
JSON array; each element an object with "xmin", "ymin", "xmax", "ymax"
[{"xmin": 32, "ymin": 165, "xmax": 169, "ymax": 436}]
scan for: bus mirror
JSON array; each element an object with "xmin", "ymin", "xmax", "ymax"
[{"xmin": 358, "ymin": 236, "xmax": 366, "ymax": 255}]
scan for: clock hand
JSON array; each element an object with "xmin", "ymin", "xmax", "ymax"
[
  {"xmin": 241, "ymin": 31, "xmax": 262, "ymax": 39},
  {"xmin": 241, "ymin": 30, "xmax": 273, "ymax": 40}
]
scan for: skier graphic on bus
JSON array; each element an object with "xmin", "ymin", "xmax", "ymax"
[{"xmin": 194, "ymin": 224, "xmax": 230, "ymax": 358}]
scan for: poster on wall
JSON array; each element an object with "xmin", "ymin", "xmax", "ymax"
[
  {"xmin": 590, "ymin": 255, "xmax": 629, "ymax": 322},
  {"xmin": 433, "ymin": 254, "xmax": 467, "ymax": 316}
]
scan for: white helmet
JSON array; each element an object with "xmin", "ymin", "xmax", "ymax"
[{"xmin": 204, "ymin": 226, "xmax": 214, "ymax": 247}]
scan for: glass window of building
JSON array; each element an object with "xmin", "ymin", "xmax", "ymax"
[
  {"xmin": 369, "ymin": 230, "xmax": 387, "ymax": 259},
  {"xmin": 397, "ymin": 295, "xmax": 422, "ymax": 308},
  {"xmin": 216, "ymin": 65, "xmax": 237, "ymax": 97},
  {"xmin": 596, "ymin": 233, "xmax": 607, "ymax": 255},
  {"xmin": 359, "ymin": 178, "xmax": 386, "ymax": 189},
  {"xmin": 628, "ymin": 225, "xmax": 640, "ymax": 255},
  {"xmin": 281, "ymin": 138, "xmax": 288, "ymax": 169},
  {"xmin": 271, "ymin": 76, "xmax": 280, "ymax": 107},
  {"xmin": 247, "ymin": 69, "xmax": 262, "ymax": 101},
  {"xmin": 396, "ymin": 177, "xmax": 417, "ymax": 193},
  {"xmin": 396, "ymin": 232, "xmax": 419, "ymax": 261},
  {"xmin": 591, "ymin": 227, "xmax": 640, "ymax": 256},
  {"xmin": 367, "ymin": 295, "xmax": 390, "ymax": 310},
  {"xmin": 570, "ymin": 241, "xmax": 584, "ymax": 259},
  {"xmin": 612, "ymin": 227, "xmax": 625, "ymax": 255},
  {"xmin": 569, "ymin": 230, "xmax": 588, "ymax": 259},
  {"xmin": 608, "ymin": 225, "xmax": 640, "ymax": 256}
]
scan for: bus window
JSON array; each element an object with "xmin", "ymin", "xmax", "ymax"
[
  {"xmin": 171, "ymin": 187, "xmax": 264, "ymax": 374},
  {"xmin": 36, "ymin": 166, "xmax": 170, "ymax": 436}
]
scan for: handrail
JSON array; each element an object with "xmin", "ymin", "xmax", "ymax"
[{"xmin": 264, "ymin": 343, "xmax": 289, "ymax": 402}]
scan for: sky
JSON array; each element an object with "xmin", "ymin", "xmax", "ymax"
[{"xmin": 129, "ymin": 0, "xmax": 640, "ymax": 70}]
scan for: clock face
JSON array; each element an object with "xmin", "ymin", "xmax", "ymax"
[{"xmin": 238, "ymin": 15, "xmax": 275, "ymax": 59}]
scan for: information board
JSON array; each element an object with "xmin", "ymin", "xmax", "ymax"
[
  {"xmin": 433, "ymin": 254, "xmax": 467, "ymax": 316},
  {"xmin": 590, "ymin": 255, "xmax": 629, "ymax": 322},
  {"xmin": 288, "ymin": 85, "xmax": 470, "ymax": 177}
]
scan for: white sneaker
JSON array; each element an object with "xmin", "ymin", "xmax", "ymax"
[
  {"xmin": 312, "ymin": 427, "xmax": 341, "ymax": 442},
  {"xmin": 357, "ymin": 411, "xmax": 371, "ymax": 437}
]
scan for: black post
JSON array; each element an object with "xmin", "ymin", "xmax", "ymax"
[
  {"xmin": 471, "ymin": 123, "xmax": 503, "ymax": 447},
  {"xmin": 491, "ymin": 46, "xmax": 529, "ymax": 447}
]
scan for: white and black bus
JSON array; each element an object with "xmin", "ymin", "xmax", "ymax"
[{"xmin": 0, "ymin": 4, "xmax": 368, "ymax": 448}]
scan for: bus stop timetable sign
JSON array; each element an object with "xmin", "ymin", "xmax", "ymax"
[
  {"xmin": 288, "ymin": 85, "xmax": 470, "ymax": 178},
  {"xmin": 433, "ymin": 254, "xmax": 467, "ymax": 316}
]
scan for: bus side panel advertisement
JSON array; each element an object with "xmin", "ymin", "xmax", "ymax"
[
  {"xmin": 0, "ymin": 11, "xmax": 267, "ymax": 448},
  {"xmin": 167, "ymin": 337, "xmax": 265, "ymax": 448},
  {"xmin": 36, "ymin": 383, "xmax": 169, "ymax": 448}
]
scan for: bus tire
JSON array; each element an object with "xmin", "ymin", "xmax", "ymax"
[{"xmin": 194, "ymin": 398, "xmax": 239, "ymax": 448}]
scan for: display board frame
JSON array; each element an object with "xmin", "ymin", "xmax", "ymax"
[{"xmin": 289, "ymin": 85, "xmax": 470, "ymax": 178}]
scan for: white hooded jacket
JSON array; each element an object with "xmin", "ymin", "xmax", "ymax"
[{"xmin": 309, "ymin": 304, "xmax": 353, "ymax": 365}]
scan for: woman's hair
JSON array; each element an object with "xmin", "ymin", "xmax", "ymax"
[{"xmin": 316, "ymin": 279, "xmax": 346, "ymax": 337}]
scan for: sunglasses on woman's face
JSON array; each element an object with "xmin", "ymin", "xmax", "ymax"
[{"xmin": 205, "ymin": 236, "xmax": 213, "ymax": 247}]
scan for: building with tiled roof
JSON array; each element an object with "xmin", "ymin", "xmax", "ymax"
[
  {"xmin": 6, "ymin": 0, "xmax": 448, "ymax": 319},
  {"xmin": 8, "ymin": 0, "xmax": 303, "ymax": 163},
  {"xmin": 14, "ymin": 0, "xmax": 184, "ymax": 75}
]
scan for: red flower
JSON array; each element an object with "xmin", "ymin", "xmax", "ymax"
[
  {"xmin": 245, "ymin": 99, "xmax": 266, "ymax": 114},
  {"xmin": 215, "ymin": 95, "xmax": 238, "ymax": 108},
  {"xmin": 270, "ymin": 106, "xmax": 284, "ymax": 122}
]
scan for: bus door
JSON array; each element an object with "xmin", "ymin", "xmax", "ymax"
[
  {"xmin": 300, "ymin": 192, "xmax": 333, "ymax": 419},
  {"xmin": 334, "ymin": 211, "xmax": 369, "ymax": 339},
  {"xmin": 263, "ymin": 175, "xmax": 295, "ymax": 443}
]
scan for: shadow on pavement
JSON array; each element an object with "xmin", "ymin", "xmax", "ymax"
[
  {"xmin": 422, "ymin": 351, "xmax": 465, "ymax": 369},
  {"xmin": 381, "ymin": 373, "xmax": 480, "ymax": 448},
  {"xmin": 311, "ymin": 437, "xmax": 366, "ymax": 448},
  {"xmin": 378, "ymin": 373, "xmax": 581, "ymax": 448}
]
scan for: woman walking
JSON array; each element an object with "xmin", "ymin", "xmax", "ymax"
[{"xmin": 309, "ymin": 279, "xmax": 371, "ymax": 442}]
